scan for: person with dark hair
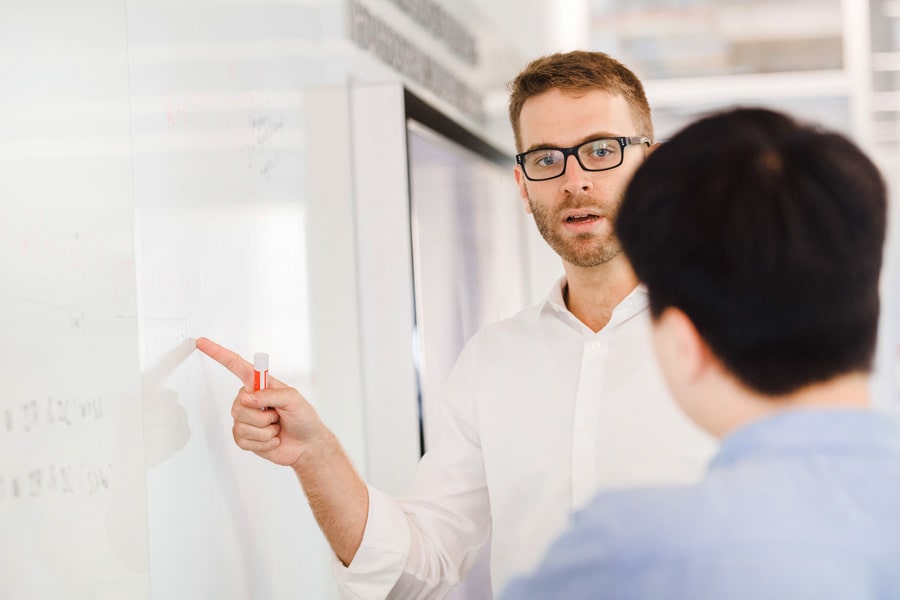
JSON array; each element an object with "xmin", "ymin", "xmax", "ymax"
[
  {"xmin": 502, "ymin": 107, "xmax": 900, "ymax": 599},
  {"xmin": 196, "ymin": 50, "xmax": 716, "ymax": 598}
]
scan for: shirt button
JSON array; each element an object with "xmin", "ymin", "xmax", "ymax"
[{"xmin": 590, "ymin": 342, "xmax": 601, "ymax": 351}]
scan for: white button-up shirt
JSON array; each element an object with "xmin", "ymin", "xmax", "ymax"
[{"xmin": 334, "ymin": 279, "xmax": 717, "ymax": 598}]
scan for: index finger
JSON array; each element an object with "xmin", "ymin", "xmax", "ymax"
[{"xmin": 196, "ymin": 337, "xmax": 254, "ymax": 389}]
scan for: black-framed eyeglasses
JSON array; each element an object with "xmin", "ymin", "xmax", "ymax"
[{"xmin": 515, "ymin": 136, "xmax": 651, "ymax": 181}]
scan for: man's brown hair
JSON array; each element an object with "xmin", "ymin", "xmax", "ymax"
[{"xmin": 507, "ymin": 50, "xmax": 653, "ymax": 151}]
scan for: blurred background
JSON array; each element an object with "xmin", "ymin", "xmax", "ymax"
[{"xmin": 1, "ymin": 1, "xmax": 897, "ymax": 598}]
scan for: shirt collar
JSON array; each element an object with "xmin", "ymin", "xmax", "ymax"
[
  {"xmin": 543, "ymin": 275, "xmax": 568, "ymax": 314},
  {"xmin": 711, "ymin": 408, "xmax": 900, "ymax": 469},
  {"xmin": 541, "ymin": 276, "xmax": 650, "ymax": 331}
]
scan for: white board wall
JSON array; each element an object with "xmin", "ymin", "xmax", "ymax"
[
  {"xmin": 1, "ymin": 1, "xmax": 364, "ymax": 598},
  {"xmin": 0, "ymin": 1, "xmax": 149, "ymax": 598}
]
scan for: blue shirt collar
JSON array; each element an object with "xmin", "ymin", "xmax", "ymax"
[{"xmin": 711, "ymin": 408, "xmax": 900, "ymax": 469}]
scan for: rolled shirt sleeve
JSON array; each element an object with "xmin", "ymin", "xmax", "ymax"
[
  {"xmin": 333, "ymin": 334, "xmax": 492, "ymax": 599},
  {"xmin": 332, "ymin": 485, "xmax": 413, "ymax": 599}
]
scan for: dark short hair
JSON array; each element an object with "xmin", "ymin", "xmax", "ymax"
[
  {"xmin": 616, "ymin": 107, "xmax": 887, "ymax": 395},
  {"xmin": 507, "ymin": 50, "xmax": 653, "ymax": 152}
]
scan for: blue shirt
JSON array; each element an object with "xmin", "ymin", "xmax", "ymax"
[{"xmin": 502, "ymin": 409, "xmax": 900, "ymax": 600}]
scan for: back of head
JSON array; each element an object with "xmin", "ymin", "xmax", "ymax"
[
  {"xmin": 616, "ymin": 107, "xmax": 887, "ymax": 396},
  {"xmin": 507, "ymin": 50, "xmax": 653, "ymax": 151}
]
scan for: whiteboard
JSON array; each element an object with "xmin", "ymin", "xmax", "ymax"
[
  {"xmin": 1, "ymin": 1, "xmax": 351, "ymax": 598},
  {"xmin": 130, "ymin": 0, "xmax": 345, "ymax": 598},
  {"xmin": 0, "ymin": 1, "xmax": 149, "ymax": 598}
]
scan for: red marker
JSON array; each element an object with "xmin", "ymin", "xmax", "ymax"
[
  {"xmin": 253, "ymin": 352, "xmax": 269, "ymax": 409},
  {"xmin": 253, "ymin": 352, "xmax": 269, "ymax": 390}
]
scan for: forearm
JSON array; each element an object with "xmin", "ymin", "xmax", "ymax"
[
  {"xmin": 293, "ymin": 429, "xmax": 369, "ymax": 565},
  {"xmin": 332, "ymin": 484, "xmax": 488, "ymax": 600}
]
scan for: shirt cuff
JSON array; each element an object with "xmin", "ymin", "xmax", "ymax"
[{"xmin": 332, "ymin": 483, "xmax": 412, "ymax": 599}]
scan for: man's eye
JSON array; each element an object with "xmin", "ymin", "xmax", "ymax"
[
  {"xmin": 531, "ymin": 152, "xmax": 561, "ymax": 167},
  {"xmin": 585, "ymin": 142, "xmax": 616, "ymax": 158}
]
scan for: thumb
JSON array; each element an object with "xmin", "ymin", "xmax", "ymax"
[
  {"xmin": 242, "ymin": 386, "xmax": 298, "ymax": 411},
  {"xmin": 244, "ymin": 374, "xmax": 287, "ymax": 393},
  {"xmin": 266, "ymin": 374, "xmax": 288, "ymax": 389}
]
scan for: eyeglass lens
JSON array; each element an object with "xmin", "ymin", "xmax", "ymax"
[{"xmin": 521, "ymin": 138, "xmax": 624, "ymax": 180}]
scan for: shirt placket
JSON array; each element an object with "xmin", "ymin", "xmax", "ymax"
[{"xmin": 571, "ymin": 332, "xmax": 610, "ymax": 509}]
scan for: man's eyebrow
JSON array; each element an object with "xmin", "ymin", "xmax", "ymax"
[{"xmin": 522, "ymin": 133, "xmax": 622, "ymax": 153}]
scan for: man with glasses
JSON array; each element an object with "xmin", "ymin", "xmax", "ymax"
[
  {"xmin": 197, "ymin": 51, "xmax": 715, "ymax": 598},
  {"xmin": 503, "ymin": 107, "xmax": 900, "ymax": 599}
]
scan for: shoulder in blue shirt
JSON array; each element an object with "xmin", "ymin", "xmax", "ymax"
[{"xmin": 502, "ymin": 409, "xmax": 900, "ymax": 600}]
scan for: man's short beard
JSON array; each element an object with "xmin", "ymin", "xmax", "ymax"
[{"xmin": 528, "ymin": 195, "xmax": 623, "ymax": 268}]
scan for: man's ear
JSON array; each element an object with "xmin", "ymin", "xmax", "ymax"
[
  {"xmin": 646, "ymin": 141, "xmax": 662, "ymax": 157},
  {"xmin": 514, "ymin": 166, "xmax": 532, "ymax": 214},
  {"xmin": 656, "ymin": 307, "xmax": 712, "ymax": 384}
]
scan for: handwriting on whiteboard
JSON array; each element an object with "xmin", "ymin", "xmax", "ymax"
[
  {"xmin": 3, "ymin": 396, "xmax": 103, "ymax": 434},
  {"xmin": 1, "ymin": 395, "xmax": 112, "ymax": 502},
  {"xmin": 0, "ymin": 462, "xmax": 112, "ymax": 501}
]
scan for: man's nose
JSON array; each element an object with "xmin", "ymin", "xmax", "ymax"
[{"xmin": 560, "ymin": 154, "xmax": 593, "ymax": 194}]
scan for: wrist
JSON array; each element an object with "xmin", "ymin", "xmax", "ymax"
[{"xmin": 291, "ymin": 425, "xmax": 338, "ymax": 472}]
